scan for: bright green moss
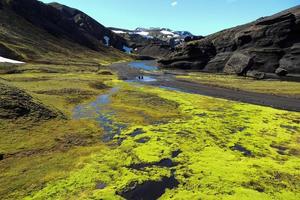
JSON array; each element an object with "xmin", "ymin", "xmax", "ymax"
[{"xmin": 18, "ymin": 82, "xmax": 300, "ymax": 200}]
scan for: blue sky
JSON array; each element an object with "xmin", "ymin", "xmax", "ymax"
[{"xmin": 41, "ymin": 0, "xmax": 299, "ymax": 35}]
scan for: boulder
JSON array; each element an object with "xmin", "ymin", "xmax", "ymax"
[
  {"xmin": 246, "ymin": 70, "xmax": 266, "ymax": 79},
  {"xmin": 224, "ymin": 53, "xmax": 253, "ymax": 75},
  {"xmin": 275, "ymin": 68, "xmax": 288, "ymax": 76}
]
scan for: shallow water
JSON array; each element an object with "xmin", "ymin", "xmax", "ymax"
[
  {"xmin": 128, "ymin": 61, "xmax": 158, "ymax": 71},
  {"xmin": 73, "ymin": 87, "xmax": 126, "ymax": 142},
  {"xmin": 126, "ymin": 76, "xmax": 157, "ymax": 83}
]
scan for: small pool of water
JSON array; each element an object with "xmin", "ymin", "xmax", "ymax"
[{"xmin": 128, "ymin": 61, "xmax": 158, "ymax": 71}]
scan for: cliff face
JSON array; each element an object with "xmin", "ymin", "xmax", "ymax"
[{"xmin": 159, "ymin": 6, "xmax": 300, "ymax": 75}]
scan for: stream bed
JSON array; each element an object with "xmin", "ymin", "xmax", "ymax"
[{"xmin": 73, "ymin": 87, "xmax": 126, "ymax": 142}]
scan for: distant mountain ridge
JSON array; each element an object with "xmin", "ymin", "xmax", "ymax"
[
  {"xmin": 109, "ymin": 27, "xmax": 203, "ymax": 58},
  {"xmin": 110, "ymin": 27, "xmax": 200, "ymax": 46}
]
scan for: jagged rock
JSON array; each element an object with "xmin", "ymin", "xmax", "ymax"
[
  {"xmin": 160, "ymin": 6, "xmax": 300, "ymax": 74},
  {"xmin": 275, "ymin": 68, "xmax": 288, "ymax": 76},
  {"xmin": 0, "ymin": 83, "xmax": 61, "ymax": 120},
  {"xmin": 224, "ymin": 53, "xmax": 253, "ymax": 75},
  {"xmin": 246, "ymin": 70, "xmax": 266, "ymax": 79}
]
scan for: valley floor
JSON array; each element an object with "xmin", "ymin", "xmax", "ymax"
[{"xmin": 0, "ymin": 61, "xmax": 299, "ymax": 200}]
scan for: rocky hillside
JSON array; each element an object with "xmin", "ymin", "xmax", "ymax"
[
  {"xmin": 159, "ymin": 6, "xmax": 300, "ymax": 77},
  {"xmin": 0, "ymin": 0, "xmax": 128, "ymax": 63},
  {"xmin": 110, "ymin": 27, "xmax": 202, "ymax": 58}
]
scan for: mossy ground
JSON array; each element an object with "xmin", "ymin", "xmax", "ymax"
[
  {"xmin": 0, "ymin": 64, "xmax": 299, "ymax": 200},
  {"xmin": 177, "ymin": 73, "xmax": 300, "ymax": 98}
]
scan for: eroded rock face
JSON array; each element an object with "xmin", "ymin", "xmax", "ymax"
[
  {"xmin": 159, "ymin": 40, "xmax": 216, "ymax": 69},
  {"xmin": 279, "ymin": 43, "xmax": 300, "ymax": 73},
  {"xmin": 159, "ymin": 6, "xmax": 300, "ymax": 75},
  {"xmin": 1, "ymin": 0, "xmax": 126, "ymax": 51},
  {"xmin": 0, "ymin": 83, "xmax": 61, "ymax": 120}
]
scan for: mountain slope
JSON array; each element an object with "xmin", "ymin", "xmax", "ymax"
[
  {"xmin": 0, "ymin": 0, "xmax": 129, "ymax": 64},
  {"xmin": 159, "ymin": 6, "xmax": 300, "ymax": 75}
]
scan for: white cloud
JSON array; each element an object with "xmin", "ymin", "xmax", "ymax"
[{"xmin": 171, "ymin": 1, "xmax": 178, "ymax": 7}]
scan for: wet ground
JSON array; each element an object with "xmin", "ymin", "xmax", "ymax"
[
  {"xmin": 111, "ymin": 61, "xmax": 300, "ymax": 112},
  {"xmin": 73, "ymin": 87, "xmax": 126, "ymax": 142},
  {"xmin": 73, "ymin": 60, "xmax": 300, "ymax": 141}
]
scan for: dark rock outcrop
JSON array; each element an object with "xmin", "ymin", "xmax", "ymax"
[
  {"xmin": 134, "ymin": 43, "xmax": 172, "ymax": 58},
  {"xmin": 224, "ymin": 53, "xmax": 253, "ymax": 75},
  {"xmin": 1, "ymin": 0, "xmax": 126, "ymax": 51},
  {"xmin": 159, "ymin": 40, "xmax": 216, "ymax": 69},
  {"xmin": 0, "ymin": 83, "xmax": 61, "ymax": 120},
  {"xmin": 159, "ymin": 6, "xmax": 300, "ymax": 75}
]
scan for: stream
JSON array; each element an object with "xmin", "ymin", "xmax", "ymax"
[
  {"xmin": 72, "ymin": 61, "xmax": 167, "ymax": 142},
  {"xmin": 73, "ymin": 87, "xmax": 126, "ymax": 142}
]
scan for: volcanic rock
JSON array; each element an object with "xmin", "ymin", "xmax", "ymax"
[{"xmin": 158, "ymin": 6, "xmax": 300, "ymax": 74}]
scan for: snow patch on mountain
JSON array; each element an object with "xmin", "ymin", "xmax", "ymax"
[
  {"xmin": 0, "ymin": 56, "xmax": 24, "ymax": 64},
  {"xmin": 112, "ymin": 30, "xmax": 126, "ymax": 34},
  {"xmin": 103, "ymin": 36, "xmax": 110, "ymax": 46}
]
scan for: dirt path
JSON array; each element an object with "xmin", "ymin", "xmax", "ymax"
[{"xmin": 110, "ymin": 62, "xmax": 300, "ymax": 112}]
